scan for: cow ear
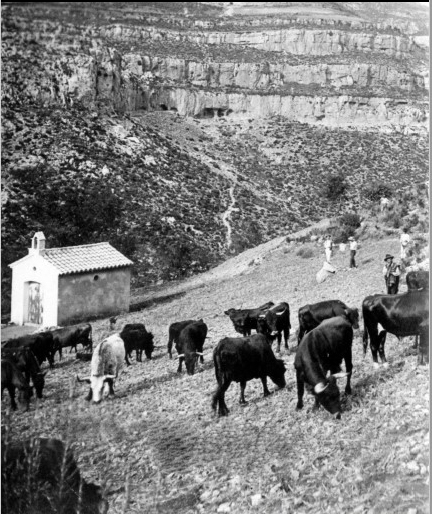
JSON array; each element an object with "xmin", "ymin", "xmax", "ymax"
[{"xmin": 343, "ymin": 309, "xmax": 349, "ymax": 317}]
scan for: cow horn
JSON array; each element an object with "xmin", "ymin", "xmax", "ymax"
[
  {"xmin": 258, "ymin": 314, "xmax": 266, "ymax": 318},
  {"xmin": 177, "ymin": 354, "xmax": 185, "ymax": 359},
  {"xmin": 195, "ymin": 352, "xmax": 203, "ymax": 356},
  {"xmin": 276, "ymin": 307, "xmax": 287, "ymax": 316},
  {"xmin": 76, "ymin": 375, "xmax": 91, "ymax": 384},
  {"xmin": 314, "ymin": 382, "xmax": 328, "ymax": 394},
  {"xmin": 332, "ymin": 371, "xmax": 349, "ymax": 379}
]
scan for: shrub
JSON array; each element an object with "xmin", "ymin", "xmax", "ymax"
[
  {"xmin": 339, "ymin": 212, "xmax": 361, "ymax": 229},
  {"xmin": 362, "ymin": 181, "xmax": 394, "ymax": 202},
  {"xmin": 296, "ymin": 247, "xmax": 314, "ymax": 258},
  {"xmin": 382, "ymin": 210, "xmax": 402, "ymax": 229},
  {"xmin": 408, "ymin": 214, "xmax": 419, "ymax": 227},
  {"xmin": 322, "ymin": 173, "xmax": 348, "ymax": 201},
  {"xmin": 330, "ymin": 226, "xmax": 351, "ymax": 244}
]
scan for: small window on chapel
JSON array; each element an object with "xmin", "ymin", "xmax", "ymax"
[{"xmin": 94, "ymin": 275, "xmax": 99, "ymax": 281}]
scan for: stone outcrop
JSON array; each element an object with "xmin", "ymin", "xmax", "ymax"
[
  {"xmin": 152, "ymin": 88, "xmax": 428, "ymax": 131},
  {"xmin": 137, "ymin": 57, "xmax": 427, "ymax": 91},
  {"xmin": 101, "ymin": 24, "xmax": 423, "ymax": 59}
]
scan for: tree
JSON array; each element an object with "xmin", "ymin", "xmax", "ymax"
[{"xmin": 323, "ymin": 173, "xmax": 348, "ymax": 202}]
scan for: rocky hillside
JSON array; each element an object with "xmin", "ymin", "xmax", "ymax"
[{"xmin": 1, "ymin": 2, "xmax": 429, "ymax": 316}]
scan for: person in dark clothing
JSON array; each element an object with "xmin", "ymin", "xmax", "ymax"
[{"xmin": 383, "ymin": 254, "xmax": 400, "ymax": 294}]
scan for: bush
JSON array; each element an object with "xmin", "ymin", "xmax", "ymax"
[
  {"xmin": 296, "ymin": 247, "xmax": 314, "ymax": 258},
  {"xmin": 322, "ymin": 173, "xmax": 348, "ymax": 201},
  {"xmin": 382, "ymin": 210, "xmax": 402, "ymax": 229},
  {"xmin": 339, "ymin": 212, "xmax": 361, "ymax": 229},
  {"xmin": 362, "ymin": 181, "xmax": 394, "ymax": 202},
  {"xmin": 330, "ymin": 226, "xmax": 352, "ymax": 244}
]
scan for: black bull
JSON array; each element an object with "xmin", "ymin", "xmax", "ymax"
[
  {"xmin": 294, "ymin": 316, "xmax": 353, "ymax": 419},
  {"xmin": 211, "ymin": 334, "xmax": 286, "ymax": 416},
  {"xmin": 224, "ymin": 302, "xmax": 274, "ymax": 336},
  {"xmin": 362, "ymin": 290, "xmax": 429, "ymax": 366},
  {"xmin": 297, "ymin": 300, "xmax": 359, "ymax": 345}
]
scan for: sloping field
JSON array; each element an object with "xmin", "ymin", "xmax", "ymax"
[{"xmin": 2, "ymin": 236, "xmax": 429, "ymax": 514}]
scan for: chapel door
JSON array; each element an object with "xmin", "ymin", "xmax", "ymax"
[{"xmin": 27, "ymin": 281, "xmax": 42, "ymax": 324}]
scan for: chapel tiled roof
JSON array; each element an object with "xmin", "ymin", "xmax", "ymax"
[{"xmin": 41, "ymin": 242, "xmax": 133, "ymax": 275}]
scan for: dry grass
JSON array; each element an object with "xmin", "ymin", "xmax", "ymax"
[{"xmin": 1, "ymin": 236, "xmax": 429, "ymax": 513}]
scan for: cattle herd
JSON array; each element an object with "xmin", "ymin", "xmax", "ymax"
[{"xmin": 1, "ymin": 269, "xmax": 429, "ymax": 513}]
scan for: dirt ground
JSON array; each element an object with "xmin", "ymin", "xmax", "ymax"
[
  {"xmin": 1, "ymin": 324, "xmax": 38, "ymax": 342},
  {"xmin": 1, "ymin": 236, "xmax": 429, "ymax": 514}
]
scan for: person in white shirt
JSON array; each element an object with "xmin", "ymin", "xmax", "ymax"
[
  {"xmin": 323, "ymin": 235, "xmax": 333, "ymax": 263},
  {"xmin": 400, "ymin": 228, "xmax": 410, "ymax": 259},
  {"xmin": 348, "ymin": 236, "xmax": 358, "ymax": 268}
]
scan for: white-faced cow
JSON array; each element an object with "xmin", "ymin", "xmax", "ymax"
[
  {"xmin": 77, "ymin": 334, "xmax": 125, "ymax": 403},
  {"xmin": 257, "ymin": 302, "xmax": 291, "ymax": 353},
  {"xmin": 362, "ymin": 289, "xmax": 429, "ymax": 366},
  {"xmin": 294, "ymin": 316, "xmax": 354, "ymax": 419},
  {"xmin": 176, "ymin": 320, "xmax": 208, "ymax": 375},
  {"xmin": 212, "ymin": 333, "xmax": 286, "ymax": 416},
  {"xmin": 224, "ymin": 301, "xmax": 274, "ymax": 337},
  {"xmin": 297, "ymin": 300, "xmax": 359, "ymax": 345},
  {"xmin": 2, "ymin": 438, "xmax": 108, "ymax": 514}
]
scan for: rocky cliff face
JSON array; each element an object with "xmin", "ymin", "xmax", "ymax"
[
  {"xmin": 103, "ymin": 24, "xmax": 423, "ymax": 59},
  {"xmin": 3, "ymin": 10, "xmax": 429, "ymax": 132}
]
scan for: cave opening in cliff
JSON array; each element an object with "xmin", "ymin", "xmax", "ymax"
[
  {"xmin": 160, "ymin": 104, "xmax": 168, "ymax": 111},
  {"xmin": 200, "ymin": 108, "xmax": 215, "ymax": 119},
  {"xmin": 170, "ymin": 107, "xmax": 178, "ymax": 112},
  {"xmin": 217, "ymin": 109, "xmax": 225, "ymax": 117}
]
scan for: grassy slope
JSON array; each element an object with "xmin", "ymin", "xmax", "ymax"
[{"xmin": 2, "ymin": 236, "xmax": 429, "ymax": 514}]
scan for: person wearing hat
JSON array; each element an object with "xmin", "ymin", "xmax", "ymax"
[
  {"xmin": 383, "ymin": 254, "xmax": 401, "ymax": 294},
  {"xmin": 348, "ymin": 236, "xmax": 358, "ymax": 269}
]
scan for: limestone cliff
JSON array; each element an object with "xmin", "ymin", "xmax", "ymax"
[{"xmin": 3, "ymin": 11, "xmax": 429, "ymax": 132}]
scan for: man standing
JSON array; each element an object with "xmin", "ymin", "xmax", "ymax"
[
  {"xmin": 400, "ymin": 228, "xmax": 410, "ymax": 259},
  {"xmin": 383, "ymin": 254, "xmax": 401, "ymax": 294},
  {"xmin": 348, "ymin": 236, "xmax": 358, "ymax": 269},
  {"xmin": 324, "ymin": 235, "xmax": 333, "ymax": 263}
]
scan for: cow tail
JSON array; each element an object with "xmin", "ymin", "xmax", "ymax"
[
  {"xmin": 211, "ymin": 350, "xmax": 223, "ymax": 411},
  {"xmin": 362, "ymin": 306, "xmax": 369, "ymax": 356},
  {"xmin": 213, "ymin": 350, "xmax": 221, "ymax": 383}
]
